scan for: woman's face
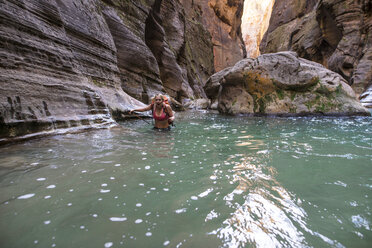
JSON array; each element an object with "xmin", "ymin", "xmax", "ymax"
[{"xmin": 155, "ymin": 97, "xmax": 163, "ymax": 105}]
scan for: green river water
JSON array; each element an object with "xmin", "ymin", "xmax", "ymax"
[{"xmin": 0, "ymin": 111, "xmax": 371, "ymax": 248}]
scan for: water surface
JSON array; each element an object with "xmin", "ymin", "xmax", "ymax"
[{"xmin": 0, "ymin": 111, "xmax": 371, "ymax": 247}]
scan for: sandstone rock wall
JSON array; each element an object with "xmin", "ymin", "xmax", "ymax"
[
  {"xmin": 0, "ymin": 0, "xmax": 245, "ymax": 143},
  {"xmin": 260, "ymin": 0, "xmax": 372, "ymax": 108}
]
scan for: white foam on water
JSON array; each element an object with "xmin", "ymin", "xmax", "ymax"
[
  {"xmin": 142, "ymin": 158, "xmax": 147, "ymax": 160},
  {"xmin": 47, "ymin": 185, "xmax": 56, "ymax": 189},
  {"xmin": 170, "ymin": 172, "xmax": 175, "ymax": 175},
  {"xmin": 36, "ymin": 178, "xmax": 46, "ymax": 181},
  {"xmin": 81, "ymin": 170, "xmax": 87, "ymax": 173},
  {"xmin": 163, "ymin": 188, "xmax": 169, "ymax": 191},
  {"xmin": 191, "ymin": 196, "xmax": 198, "ymax": 200},
  {"xmin": 139, "ymin": 183, "xmax": 144, "ymax": 186},
  {"xmin": 145, "ymin": 166, "xmax": 151, "ymax": 170},
  {"xmin": 146, "ymin": 232, "xmax": 152, "ymax": 237},
  {"xmin": 173, "ymin": 156, "xmax": 179, "ymax": 158},
  {"xmin": 114, "ymin": 164, "xmax": 121, "ymax": 167},
  {"xmin": 80, "ymin": 226, "xmax": 85, "ymax": 229},
  {"xmin": 17, "ymin": 193, "xmax": 35, "ymax": 199},
  {"xmin": 135, "ymin": 219, "xmax": 143, "ymax": 224},
  {"xmin": 210, "ymin": 175, "xmax": 217, "ymax": 180},
  {"xmin": 146, "ymin": 212, "xmax": 151, "ymax": 216},
  {"xmin": 31, "ymin": 162, "xmax": 39, "ymax": 166},
  {"xmin": 110, "ymin": 177, "xmax": 115, "ymax": 180},
  {"xmin": 92, "ymin": 214, "xmax": 98, "ymax": 218},
  {"xmin": 69, "ymin": 189, "xmax": 74, "ymax": 192},
  {"xmin": 160, "ymin": 173, "xmax": 165, "ymax": 176},
  {"xmin": 67, "ymin": 203, "xmax": 72, "ymax": 206},
  {"xmin": 101, "ymin": 184, "xmax": 107, "ymax": 187},
  {"xmin": 136, "ymin": 203, "xmax": 142, "ymax": 207},
  {"xmin": 110, "ymin": 217, "xmax": 127, "ymax": 222},
  {"xmin": 175, "ymin": 208, "xmax": 187, "ymax": 214},
  {"xmin": 171, "ymin": 161, "xmax": 176, "ymax": 164},
  {"xmin": 44, "ymin": 220, "xmax": 51, "ymax": 225},
  {"xmin": 44, "ymin": 195, "xmax": 51, "ymax": 199},
  {"xmin": 198, "ymin": 188, "xmax": 213, "ymax": 198},
  {"xmin": 150, "ymin": 187, "xmax": 156, "ymax": 190},
  {"xmin": 163, "ymin": 241, "xmax": 170, "ymax": 246},
  {"xmin": 104, "ymin": 242, "xmax": 113, "ymax": 248},
  {"xmin": 100, "ymin": 189, "xmax": 110, "ymax": 193}
]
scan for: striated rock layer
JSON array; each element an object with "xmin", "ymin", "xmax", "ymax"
[
  {"xmin": 204, "ymin": 52, "xmax": 370, "ymax": 116},
  {"xmin": 0, "ymin": 0, "xmax": 246, "ymax": 143},
  {"xmin": 260, "ymin": 0, "xmax": 372, "ymax": 108}
]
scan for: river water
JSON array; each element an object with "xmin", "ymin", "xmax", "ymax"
[{"xmin": 0, "ymin": 111, "xmax": 371, "ymax": 248}]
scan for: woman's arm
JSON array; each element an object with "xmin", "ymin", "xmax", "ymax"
[
  {"xmin": 129, "ymin": 104, "xmax": 152, "ymax": 114},
  {"xmin": 165, "ymin": 104, "xmax": 175, "ymax": 123}
]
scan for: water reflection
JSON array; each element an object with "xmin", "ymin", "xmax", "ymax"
[{"xmin": 214, "ymin": 151, "xmax": 340, "ymax": 248}]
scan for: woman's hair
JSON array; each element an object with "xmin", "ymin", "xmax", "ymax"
[
  {"xmin": 152, "ymin": 94, "xmax": 164, "ymax": 102},
  {"xmin": 151, "ymin": 94, "xmax": 169, "ymax": 105}
]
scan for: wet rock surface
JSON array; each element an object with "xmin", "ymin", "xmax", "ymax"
[
  {"xmin": 204, "ymin": 52, "xmax": 370, "ymax": 116},
  {"xmin": 260, "ymin": 0, "xmax": 372, "ymax": 108}
]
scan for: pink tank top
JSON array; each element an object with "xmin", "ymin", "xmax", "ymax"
[{"xmin": 152, "ymin": 104, "xmax": 168, "ymax": 121}]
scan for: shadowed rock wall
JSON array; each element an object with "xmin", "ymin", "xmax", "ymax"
[
  {"xmin": 0, "ymin": 0, "xmax": 245, "ymax": 143},
  {"xmin": 260, "ymin": 0, "xmax": 372, "ymax": 108}
]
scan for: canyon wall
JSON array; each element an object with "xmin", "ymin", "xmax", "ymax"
[
  {"xmin": 260, "ymin": 0, "xmax": 372, "ymax": 108},
  {"xmin": 0, "ymin": 0, "xmax": 245, "ymax": 143},
  {"xmin": 241, "ymin": 0, "xmax": 275, "ymax": 58}
]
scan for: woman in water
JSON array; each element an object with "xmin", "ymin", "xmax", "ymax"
[{"xmin": 129, "ymin": 94, "xmax": 175, "ymax": 130}]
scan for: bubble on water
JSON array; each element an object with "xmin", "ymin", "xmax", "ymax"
[
  {"xmin": 171, "ymin": 161, "xmax": 176, "ymax": 164},
  {"xmin": 104, "ymin": 242, "xmax": 113, "ymax": 248},
  {"xmin": 145, "ymin": 166, "xmax": 151, "ymax": 170},
  {"xmin": 81, "ymin": 170, "xmax": 87, "ymax": 173},
  {"xmin": 173, "ymin": 156, "xmax": 179, "ymax": 158},
  {"xmin": 146, "ymin": 212, "xmax": 151, "ymax": 216},
  {"xmin": 136, "ymin": 203, "xmax": 142, "ymax": 207},
  {"xmin": 141, "ymin": 152, "xmax": 147, "ymax": 155},
  {"xmin": 37, "ymin": 178, "xmax": 46, "ymax": 181},
  {"xmin": 110, "ymin": 177, "xmax": 115, "ymax": 180},
  {"xmin": 34, "ymin": 240, "xmax": 39, "ymax": 244},
  {"xmin": 142, "ymin": 158, "xmax": 147, "ymax": 160},
  {"xmin": 123, "ymin": 184, "xmax": 127, "ymax": 187},
  {"xmin": 163, "ymin": 188, "xmax": 169, "ymax": 192},
  {"xmin": 69, "ymin": 189, "xmax": 74, "ymax": 192},
  {"xmin": 100, "ymin": 189, "xmax": 110, "ymax": 193},
  {"xmin": 160, "ymin": 173, "xmax": 165, "ymax": 176},
  {"xmin": 98, "ymin": 198, "xmax": 103, "ymax": 201},
  {"xmin": 47, "ymin": 185, "xmax": 56, "ymax": 189},
  {"xmin": 44, "ymin": 220, "xmax": 51, "ymax": 225},
  {"xmin": 92, "ymin": 214, "xmax": 98, "ymax": 218},
  {"xmin": 150, "ymin": 188, "xmax": 156, "ymax": 190},
  {"xmin": 191, "ymin": 196, "xmax": 198, "ymax": 200},
  {"xmin": 80, "ymin": 226, "xmax": 85, "ymax": 229},
  {"xmin": 170, "ymin": 172, "xmax": 175, "ymax": 175},
  {"xmin": 350, "ymin": 201, "xmax": 358, "ymax": 207},
  {"xmin": 146, "ymin": 232, "xmax": 152, "ymax": 237},
  {"xmin": 110, "ymin": 217, "xmax": 127, "ymax": 222},
  {"xmin": 114, "ymin": 196, "xmax": 118, "ymax": 199},
  {"xmin": 198, "ymin": 188, "xmax": 213, "ymax": 198},
  {"xmin": 17, "ymin": 193, "xmax": 35, "ymax": 199},
  {"xmin": 114, "ymin": 164, "xmax": 121, "ymax": 167},
  {"xmin": 67, "ymin": 203, "xmax": 72, "ymax": 206},
  {"xmin": 101, "ymin": 184, "xmax": 107, "ymax": 187},
  {"xmin": 139, "ymin": 183, "xmax": 144, "ymax": 186},
  {"xmin": 135, "ymin": 219, "xmax": 143, "ymax": 224},
  {"xmin": 175, "ymin": 208, "xmax": 187, "ymax": 214},
  {"xmin": 210, "ymin": 175, "xmax": 217, "ymax": 180},
  {"xmin": 163, "ymin": 240, "xmax": 170, "ymax": 246},
  {"xmin": 31, "ymin": 162, "xmax": 39, "ymax": 166}
]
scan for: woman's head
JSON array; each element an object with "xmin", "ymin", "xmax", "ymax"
[{"xmin": 153, "ymin": 94, "xmax": 164, "ymax": 105}]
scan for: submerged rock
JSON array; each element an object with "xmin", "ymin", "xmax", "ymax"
[{"xmin": 204, "ymin": 52, "xmax": 370, "ymax": 116}]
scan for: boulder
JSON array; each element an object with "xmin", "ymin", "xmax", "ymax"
[
  {"xmin": 204, "ymin": 52, "xmax": 370, "ymax": 116},
  {"xmin": 260, "ymin": 0, "xmax": 372, "ymax": 108}
]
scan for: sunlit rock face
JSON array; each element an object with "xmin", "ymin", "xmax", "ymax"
[
  {"xmin": 260, "ymin": 0, "xmax": 372, "ymax": 108},
  {"xmin": 190, "ymin": 0, "xmax": 246, "ymax": 72},
  {"xmin": 241, "ymin": 0, "xmax": 275, "ymax": 58},
  {"xmin": 204, "ymin": 52, "xmax": 370, "ymax": 116}
]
